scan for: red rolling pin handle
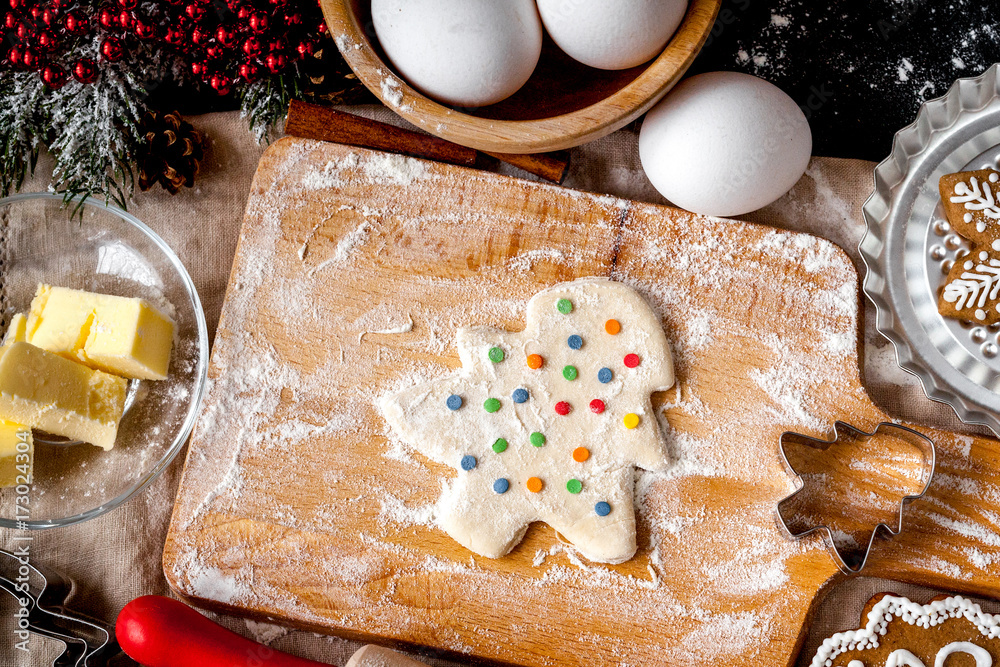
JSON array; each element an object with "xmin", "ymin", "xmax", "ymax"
[{"xmin": 117, "ymin": 595, "xmax": 334, "ymax": 667}]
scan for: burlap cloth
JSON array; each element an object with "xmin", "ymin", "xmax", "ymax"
[{"xmin": 2, "ymin": 108, "xmax": 995, "ymax": 666}]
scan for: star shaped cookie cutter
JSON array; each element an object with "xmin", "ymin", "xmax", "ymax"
[{"xmin": 776, "ymin": 421, "xmax": 936, "ymax": 574}]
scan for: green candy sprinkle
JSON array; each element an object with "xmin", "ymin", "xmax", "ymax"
[
  {"xmin": 562, "ymin": 365, "xmax": 578, "ymax": 381},
  {"xmin": 530, "ymin": 432, "xmax": 546, "ymax": 447},
  {"xmin": 492, "ymin": 438, "xmax": 508, "ymax": 453},
  {"xmin": 566, "ymin": 479, "xmax": 583, "ymax": 494},
  {"xmin": 484, "ymin": 398, "xmax": 501, "ymax": 413},
  {"xmin": 557, "ymin": 298, "xmax": 573, "ymax": 314},
  {"xmin": 488, "ymin": 346, "xmax": 504, "ymax": 363}
]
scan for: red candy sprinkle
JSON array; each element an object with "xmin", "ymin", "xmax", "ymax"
[
  {"xmin": 555, "ymin": 401, "xmax": 571, "ymax": 416},
  {"xmin": 590, "ymin": 399, "xmax": 605, "ymax": 414},
  {"xmin": 624, "ymin": 353, "xmax": 640, "ymax": 368}
]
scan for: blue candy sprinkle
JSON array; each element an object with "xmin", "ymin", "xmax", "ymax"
[
  {"xmin": 595, "ymin": 501, "xmax": 611, "ymax": 517},
  {"xmin": 568, "ymin": 335, "xmax": 583, "ymax": 350},
  {"xmin": 598, "ymin": 368, "xmax": 613, "ymax": 384},
  {"xmin": 461, "ymin": 455, "xmax": 477, "ymax": 471},
  {"xmin": 493, "ymin": 478, "xmax": 510, "ymax": 494},
  {"xmin": 512, "ymin": 388, "xmax": 529, "ymax": 404},
  {"xmin": 447, "ymin": 394, "xmax": 463, "ymax": 410}
]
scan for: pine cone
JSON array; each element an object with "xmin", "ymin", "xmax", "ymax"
[{"xmin": 136, "ymin": 110, "xmax": 205, "ymax": 194}]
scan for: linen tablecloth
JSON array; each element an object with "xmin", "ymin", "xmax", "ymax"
[{"xmin": 1, "ymin": 108, "xmax": 990, "ymax": 666}]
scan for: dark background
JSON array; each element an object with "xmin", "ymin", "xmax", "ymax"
[{"xmin": 180, "ymin": 0, "xmax": 1000, "ymax": 162}]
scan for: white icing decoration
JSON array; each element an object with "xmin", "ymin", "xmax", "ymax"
[
  {"xmin": 379, "ymin": 277, "xmax": 674, "ymax": 564},
  {"xmin": 993, "ymin": 239, "xmax": 1000, "ymax": 251},
  {"xmin": 991, "ymin": 172, "xmax": 998, "ymax": 183},
  {"xmin": 943, "ymin": 259, "xmax": 1000, "ymax": 311},
  {"xmin": 966, "ymin": 212, "xmax": 975, "ymax": 223},
  {"xmin": 977, "ymin": 309, "xmax": 987, "ymax": 320},
  {"xmin": 983, "ymin": 251, "xmax": 991, "ymax": 261},
  {"xmin": 934, "ymin": 642, "xmax": 992, "ymax": 667},
  {"xmin": 966, "ymin": 261, "xmax": 975, "ymax": 270},
  {"xmin": 810, "ymin": 595, "xmax": 1000, "ymax": 667},
  {"xmin": 952, "ymin": 176, "xmax": 1000, "ymax": 219},
  {"xmin": 848, "ymin": 661, "xmax": 865, "ymax": 667},
  {"xmin": 886, "ymin": 649, "xmax": 925, "ymax": 667}
]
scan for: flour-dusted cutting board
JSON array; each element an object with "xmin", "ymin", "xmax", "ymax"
[{"xmin": 164, "ymin": 138, "xmax": 1000, "ymax": 667}]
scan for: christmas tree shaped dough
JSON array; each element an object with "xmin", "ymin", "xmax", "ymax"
[{"xmin": 379, "ymin": 277, "xmax": 674, "ymax": 564}]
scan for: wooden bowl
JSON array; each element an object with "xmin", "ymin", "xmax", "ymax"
[{"xmin": 320, "ymin": 0, "xmax": 722, "ymax": 154}]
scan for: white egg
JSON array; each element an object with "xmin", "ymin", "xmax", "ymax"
[
  {"xmin": 639, "ymin": 72, "xmax": 812, "ymax": 217},
  {"xmin": 371, "ymin": 0, "xmax": 543, "ymax": 108},
  {"xmin": 536, "ymin": 0, "xmax": 688, "ymax": 70}
]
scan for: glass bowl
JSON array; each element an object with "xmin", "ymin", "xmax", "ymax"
[{"xmin": 0, "ymin": 193, "xmax": 209, "ymax": 528}]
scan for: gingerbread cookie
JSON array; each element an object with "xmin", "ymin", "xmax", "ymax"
[
  {"xmin": 379, "ymin": 277, "xmax": 674, "ymax": 564},
  {"xmin": 811, "ymin": 593, "xmax": 1000, "ymax": 667},
  {"xmin": 938, "ymin": 169, "xmax": 1000, "ymax": 325}
]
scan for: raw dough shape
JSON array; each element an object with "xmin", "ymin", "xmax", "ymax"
[{"xmin": 379, "ymin": 277, "xmax": 674, "ymax": 564}]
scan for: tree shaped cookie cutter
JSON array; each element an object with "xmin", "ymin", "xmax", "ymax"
[{"xmin": 776, "ymin": 421, "xmax": 936, "ymax": 574}]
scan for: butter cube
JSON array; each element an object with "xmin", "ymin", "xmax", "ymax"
[
  {"xmin": 2, "ymin": 314, "xmax": 26, "ymax": 347},
  {"xmin": 0, "ymin": 420, "xmax": 32, "ymax": 488},
  {"xmin": 0, "ymin": 342, "xmax": 127, "ymax": 450},
  {"xmin": 27, "ymin": 284, "xmax": 174, "ymax": 381}
]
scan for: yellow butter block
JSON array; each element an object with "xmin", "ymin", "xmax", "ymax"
[
  {"xmin": 0, "ymin": 342, "xmax": 127, "ymax": 450},
  {"xmin": 0, "ymin": 420, "xmax": 32, "ymax": 488},
  {"xmin": 27, "ymin": 284, "xmax": 174, "ymax": 381},
  {"xmin": 2, "ymin": 314, "xmax": 26, "ymax": 347}
]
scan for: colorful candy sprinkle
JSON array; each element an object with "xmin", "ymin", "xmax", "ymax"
[
  {"xmin": 555, "ymin": 401, "xmax": 571, "ymax": 415},
  {"xmin": 624, "ymin": 353, "xmax": 640, "ymax": 368},
  {"xmin": 557, "ymin": 298, "xmax": 573, "ymax": 314},
  {"xmin": 488, "ymin": 346, "xmax": 505, "ymax": 363},
  {"xmin": 595, "ymin": 501, "xmax": 611, "ymax": 516},
  {"xmin": 563, "ymin": 365, "xmax": 578, "ymax": 381},
  {"xmin": 526, "ymin": 354, "xmax": 544, "ymax": 369},
  {"xmin": 566, "ymin": 479, "xmax": 583, "ymax": 494},
  {"xmin": 590, "ymin": 399, "xmax": 605, "ymax": 414},
  {"xmin": 446, "ymin": 394, "xmax": 463, "ymax": 410},
  {"xmin": 461, "ymin": 455, "xmax": 477, "ymax": 471},
  {"xmin": 623, "ymin": 413, "xmax": 640, "ymax": 429},
  {"xmin": 512, "ymin": 388, "xmax": 529, "ymax": 403},
  {"xmin": 527, "ymin": 477, "xmax": 544, "ymax": 493},
  {"xmin": 573, "ymin": 447, "xmax": 590, "ymax": 462},
  {"xmin": 493, "ymin": 478, "xmax": 510, "ymax": 494},
  {"xmin": 605, "ymin": 319, "xmax": 621, "ymax": 335},
  {"xmin": 493, "ymin": 438, "xmax": 508, "ymax": 453},
  {"xmin": 530, "ymin": 432, "xmax": 546, "ymax": 447},
  {"xmin": 567, "ymin": 335, "xmax": 583, "ymax": 350},
  {"xmin": 484, "ymin": 398, "xmax": 501, "ymax": 413},
  {"xmin": 598, "ymin": 368, "xmax": 613, "ymax": 384}
]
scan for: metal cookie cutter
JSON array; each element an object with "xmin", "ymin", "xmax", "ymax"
[
  {"xmin": 0, "ymin": 548, "xmax": 119, "ymax": 666},
  {"xmin": 776, "ymin": 421, "xmax": 936, "ymax": 574}
]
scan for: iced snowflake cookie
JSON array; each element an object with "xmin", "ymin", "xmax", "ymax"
[
  {"xmin": 938, "ymin": 169, "xmax": 1000, "ymax": 325},
  {"xmin": 811, "ymin": 593, "xmax": 1000, "ymax": 667},
  {"xmin": 379, "ymin": 277, "xmax": 674, "ymax": 564}
]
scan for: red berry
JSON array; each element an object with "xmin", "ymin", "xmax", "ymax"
[
  {"xmin": 191, "ymin": 27, "xmax": 210, "ymax": 44},
  {"xmin": 190, "ymin": 60, "xmax": 205, "ymax": 76},
  {"xmin": 8, "ymin": 0, "xmax": 22, "ymax": 11},
  {"xmin": 268, "ymin": 38, "xmax": 286, "ymax": 53},
  {"xmin": 164, "ymin": 26, "xmax": 185, "ymax": 45},
  {"xmin": 215, "ymin": 25, "xmax": 235, "ymax": 47},
  {"xmin": 100, "ymin": 36, "xmax": 124, "ymax": 62},
  {"xmin": 98, "ymin": 7, "xmax": 116, "ymax": 28},
  {"xmin": 20, "ymin": 47, "xmax": 37, "ymax": 68},
  {"xmin": 28, "ymin": 5, "xmax": 40, "ymax": 20},
  {"xmin": 134, "ymin": 18, "xmax": 155, "ymax": 39},
  {"xmin": 238, "ymin": 60, "xmax": 259, "ymax": 82},
  {"xmin": 41, "ymin": 63, "xmax": 67, "ymax": 88},
  {"xmin": 117, "ymin": 0, "xmax": 136, "ymax": 8},
  {"xmin": 6, "ymin": 46, "xmax": 22, "ymax": 67},
  {"xmin": 296, "ymin": 40, "xmax": 314, "ymax": 59},
  {"xmin": 15, "ymin": 20, "xmax": 34, "ymax": 40},
  {"xmin": 41, "ymin": 8, "xmax": 57, "ymax": 25},
  {"xmin": 241, "ymin": 36, "xmax": 261, "ymax": 57},
  {"xmin": 184, "ymin": 3, "xmax": 204, "ymax": 19},
  {"xmin": 205, "ymin": 44, "xmax": 223, "ymax": 59},
  {"xmin": 116, "ymin": 9, "xmax": 131, "ymax": 29},
  {"xmin": 248, "ymin": 11, "xmax": 267, "ymax": 33},
  {"xmin": 236, "ymin": 5, "xmax": 249, "ymax": 19},
  {"xmin": 317, "ymin": 19, "xmax": 327, "ymax": 34},
  {"xmin": 72, "ymin": 57, "xmax": 98, "ymax": 83},
  {"xmin": 284, "ymin": 11, "xmax": 302, "ymax": 27},
  {"xmin": 209, "ymin": 73, "xmax": 231, "ymax": 95},
  {"xmin": 264, "ymin": 52, "xmax": 285, "ymax": 73},
  {"xmin": 63, "ymin": 9, "xmax": 86, "ymax": 32},
  {"xmin": 4, "ymin": 12, "xmax": 16, "ymax": 28},
  {"xmin": 37, "ymin": 30, "xmax": 58, "ymax": 51}
]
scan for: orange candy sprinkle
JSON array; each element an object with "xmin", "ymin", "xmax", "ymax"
[
  {"xmin": 605, "ymin": 319, "xmax": 621, "ymax": 335},
  {"xmin": 573, "ymin": 447, "xmax": 590, "ymax": 462},
  {"xmin": 526, "ymin": 353, "xmax": 544, "ymax": 369},
  {"xmin": 526, "ymin": 477, "xmax": 544, "ymax": 493}
]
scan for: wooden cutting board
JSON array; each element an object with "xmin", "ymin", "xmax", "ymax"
[{"xmin": 163, "ymin": 138, "xmax": 1000, "ymax": 667}]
